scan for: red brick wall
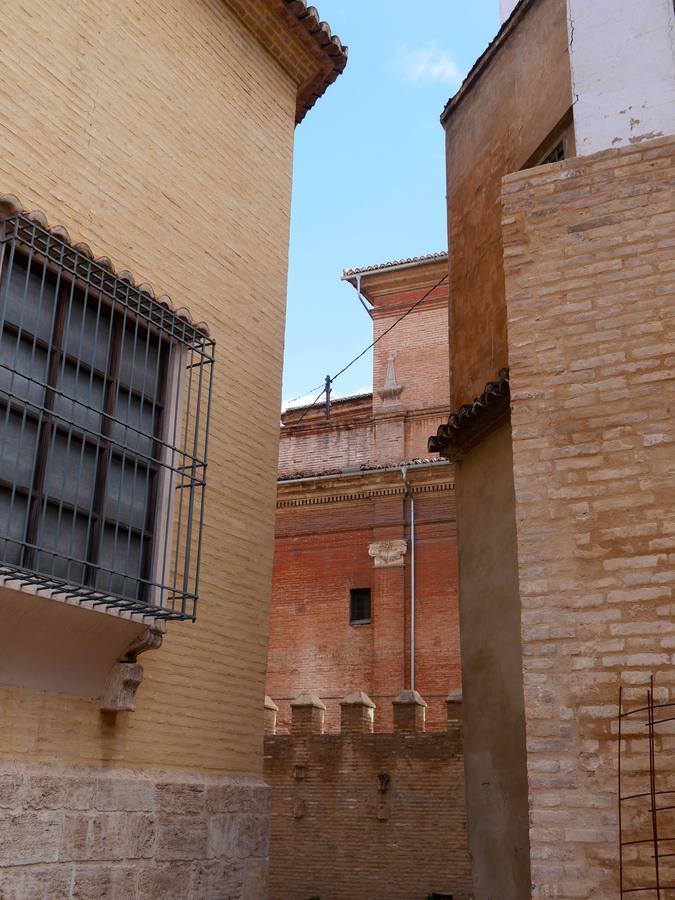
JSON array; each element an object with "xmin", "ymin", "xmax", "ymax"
[
  {"xmin": 267, "ymin": 471, "xmax": 461, "ymax": 732},
  {"xmin": 373, "ymin": 298, "xmax": 450, "ymax": 418},
  {"xmin": 264, "ymin": 702, "xmax": 472, "ymax": 900}
]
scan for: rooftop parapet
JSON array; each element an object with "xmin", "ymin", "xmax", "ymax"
[
  {"xmin": 290, "ymin": 692, "xmax": 326, "ymax": 735},
  {"xmin": 340, "ymin": 690, "xmax": 376, "ymax": 733}
]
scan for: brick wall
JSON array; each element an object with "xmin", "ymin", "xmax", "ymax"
[
  {"xmin": 0, "ymin": 0, "xmax": 298, "ymax": 779},
  {"xmin": 279, "ymin": 259, "xmax": 451, "ymax": 478},
  {"xmin": 264, "ymin": 692, "xmax": 472, "ymax": 900},
  {"xmin": 444, "ymin": 0, "xmax": 571, "ymax": 409},
  {"xmin": 0, "ymin": 1, "xmax": 342, "ymax": 894},
  {"xmin": 502, "ymin": 135, "xmax": 675, "ymax": 898},
  {"xmin": 268, "ymin": 466, "xmax": 461, "ymax": 734}
]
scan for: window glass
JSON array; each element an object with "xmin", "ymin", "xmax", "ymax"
[
  {"xmin": 43, "ymin": 432, "xmax": 97, "ymax": 510},
  {"xmin": 61, "ymin": 292, "xmax": 113, "ymax": 373},
  {"xmin": 0, "ymin": 259, "xmax": 58, "ymax": 343},
  {"xmin": 0, "ymin": 331, "xmax": 48, "ymax": 408},
  {"xmin": 0, "ymin": 410, "xmax": 38, "ymax": 488},
  {"xmin": 0, "ymin": 256, "xmax": 165, "ymax": 603},
  {"xmin": 0, "ymin": 488, "xmax": 28, "ymax": 566}
]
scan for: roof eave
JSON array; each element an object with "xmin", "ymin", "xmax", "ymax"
[{"xmin": 440, "ymin": 0, "xmax": 536, "ymax": 126}]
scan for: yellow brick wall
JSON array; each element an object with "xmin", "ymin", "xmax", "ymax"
[
  {"xmin": 0, "ymin": 0, "xmax": 300, "ymax": 776},
  {"xmin": 502, "ymin": 135, "xmax": 675, "ymax": 898}
]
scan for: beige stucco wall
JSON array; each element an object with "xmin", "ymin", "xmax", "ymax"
[
  {"xmin": 455, "ymin": 423, "xmax": 531, "ymax": 899},
  {"xmin": 0, "ymin": 0, "xmax": 296, "ymax": 777}
]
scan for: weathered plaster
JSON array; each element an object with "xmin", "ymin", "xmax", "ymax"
[{"xmin": 568, "ymin": 0, "xmax": 675, "ymax": 154}]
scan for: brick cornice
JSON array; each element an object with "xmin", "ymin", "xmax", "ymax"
[
  {"xmin": 224, "ymin": 0, "xmax": 348, "ymax": 123},
  {"xmin": 277, "ymin": 466, "xmax": 455, "ymax": 508}
]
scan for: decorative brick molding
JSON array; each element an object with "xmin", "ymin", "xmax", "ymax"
[
  {"xmin": 0, "ymin": 764, "xmax": 270, "ymax": 899},
  {"xmin": 368, "ymin": 539, "xmax": 407, "ymax": 568},
  {"xmin": 265, "ymin": 689, "xmax": 471, "ymax": 900},
  {"xmin": 377, "ymin": 350, "xmax": 404, "ymax": 406}
]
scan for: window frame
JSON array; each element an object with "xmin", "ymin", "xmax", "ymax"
[{"xmin": 349, "ymin": 586, "xmax": 372, "ymax": 626}]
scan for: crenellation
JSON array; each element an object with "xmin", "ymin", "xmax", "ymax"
[{"xmin": 265, "ymin": 688, "xmax": 470, "ymax": 899}]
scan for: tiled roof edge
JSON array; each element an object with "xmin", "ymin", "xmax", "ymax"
[
  {"xmin": 342, "ymin": 251, "xmax": 447, "ymax": 279},
  {"xmin": 283, "ymin": 1, "xmax": 348, "ymax": 123},
  {"xmin": 440, "ymin": 0, "xmax": 536, "ymax": 126},
  {"xmin": 0, "ymin": 194, "xmax": 210, "ymax": 336},
  {"xmin": 281, "ymin": 391, "xmax": 373, "ymax": 417},
  {"xmin": 428, "ymin": 369, "xmax": 510, "ymax": 455},
  {"xmin": 278, "ymin": 457, "xmax": 450, "ymax": 482}
]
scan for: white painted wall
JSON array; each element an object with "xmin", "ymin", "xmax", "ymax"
[
  {"xmin": 567, "ymin": 0, "xmax": 675, "ymax": 155},
  {"xmin": 499, "ymin": 0, "xmax": 519, "ymax": 22}
]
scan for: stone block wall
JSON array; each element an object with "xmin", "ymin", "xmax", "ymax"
[
  {"xmin": 502, "ymin": 134, "xmax": 675, "ymax": 898},
  {"xmin": 0, "ymin": 765, "xmax": 269, "ymax": 899},
  {"xmin": 264, "ymin": 690, "xmax": 472, "ymax": 900}
]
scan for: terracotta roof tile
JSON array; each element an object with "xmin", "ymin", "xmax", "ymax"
[
  {"xmin": 278, "ymin": 457, "xmax": 450, "ymax": 482},
  {"xmin": 342, "ymin": 251, "xmax": 448, "ymax": 278},
  {"xmin": 282, "ymin": 1, "xmax": 348, "ymax": 123},
  {"xmin": 0, "ymin": 194, "xmax": 211, "ymax": 337},
  {"xmin": 428, "ymin": 369, "xmax": 510, "ymax": 457}
]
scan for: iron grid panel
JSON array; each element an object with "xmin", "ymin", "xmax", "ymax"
[{"xmin": 0, "ymin": 215, "xmax": 215, "ymax": 620}]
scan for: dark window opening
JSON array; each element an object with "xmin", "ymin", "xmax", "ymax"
[
  {"xmin": 0, "ymin": 214, "xmax": 214, "ymax": 620},
  {"xmin": 350, "ymin": 587, "xmax": 371, "ymax": 625},
  {"xmin": 541, "ymin": 139, "xmax": 565, "ymax": 165}
]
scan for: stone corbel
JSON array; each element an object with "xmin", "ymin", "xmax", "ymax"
[{"xmin": 99, "ymin": 626, "xmax": 163, "ymax": 712}]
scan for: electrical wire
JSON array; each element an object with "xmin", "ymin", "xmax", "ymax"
[
  {"xmin": 282, "ymin": 382, "xmax": 325, "ymax": 407},
  {"xmin": 290, "ymin": 271, "xmax": 448, "ymax": 426}
]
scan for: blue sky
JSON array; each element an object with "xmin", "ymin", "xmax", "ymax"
[{"xmin": 282, "ymin": 1, "xmax": 501, "ymax": 407}]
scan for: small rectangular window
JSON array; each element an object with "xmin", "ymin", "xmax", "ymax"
[
  {"xmin": 349, "ymin": 587, "xmax": 371, "ymax": 625},
  {"xmin": 541, "ymin": 140, "xmax": 565, "ymax": 165}
]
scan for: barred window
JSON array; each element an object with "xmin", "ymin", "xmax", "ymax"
[
  {"xmin": 0, "ymin": 214, "xmax": 214, "ymax": 620},
  {"xmin": 349, "ymin": 587, "xmax": 371, "ymax": 625}
]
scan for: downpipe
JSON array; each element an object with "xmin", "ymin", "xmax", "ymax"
[{"xmin": 401, "ymin": 465, "xmax": 416, "ymax": 692}]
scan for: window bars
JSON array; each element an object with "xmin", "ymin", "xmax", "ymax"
[
  {"xmin": 618, "ymin": 678, "xmax": 675, "ymax": 897},
  {"xmin": 0, "ymin": 213, "xmax": 214, "ymax": 621}
]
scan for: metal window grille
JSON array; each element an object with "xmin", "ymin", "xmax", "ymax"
[
  {"xmin": 0, "ymin": 214, "xmax": 214, "ymax": 621},
  {"xmin": 349, "ymin": 587, "xmax": 371, "ymax": 625},
  {"xmin": 618, "ymin": 678, "xmax": 675, "ymax": 896}
]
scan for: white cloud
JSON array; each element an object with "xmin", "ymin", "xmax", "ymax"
[{"xmin": 397, "ymin": 43, "xmax": 463, "ymax": 86}]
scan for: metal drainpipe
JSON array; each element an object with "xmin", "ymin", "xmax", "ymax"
[{"xmin": 401, "ymin": 465, "xmax": 416, "ymax": 692}]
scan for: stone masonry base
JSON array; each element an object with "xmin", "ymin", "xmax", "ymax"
[{"xmin": 0, "ymin": 763, "xmax": 270, "ymax": 899}]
